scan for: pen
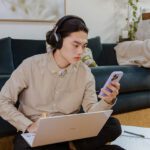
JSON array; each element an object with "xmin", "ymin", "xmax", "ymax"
[{"xmin": 124, "ymin": 130, "xmax": 145, "ymax": 138}]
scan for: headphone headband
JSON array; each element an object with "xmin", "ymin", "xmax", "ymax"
[
  {"xmin": 51, "ymin": 15, "xmax": 86, "ymax": 48},
  {"xmin": 54, "ymin": 15, "xmax": 86, "ymax": 37}
]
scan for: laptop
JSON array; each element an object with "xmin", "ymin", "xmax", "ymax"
[{"xmin": 21, "ymin": 110, "xmax": 113, "ymax": 147}]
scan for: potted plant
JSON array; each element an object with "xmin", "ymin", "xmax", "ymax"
[{"xmin": 128, "ymin": 0, "xmax": 141, "ymax": 40}]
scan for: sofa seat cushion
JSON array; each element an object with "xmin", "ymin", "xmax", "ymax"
[
  {"xmin": 11, "ymin": 39, "xmax": 46, "ymax": 68},
  {"xmin": 113, "ymin": 91, "xmax": 150, "ymax": 114},
  {"xmin": 91, "ymin": 65, "xmax": 150, "ymax": 94},
  {"xmin": 0, "ymin": 37, "xmax": 14, "ymax": 74}
]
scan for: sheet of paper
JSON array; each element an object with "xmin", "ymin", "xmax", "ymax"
[
  {"xmin": 112, "ymin": 125, "xmax": 150, "ymax": 150},
  {"xmin": 21, "ymin": 133, "xmax": 36, "ymax": 146}
]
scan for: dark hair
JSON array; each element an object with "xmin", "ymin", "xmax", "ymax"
[{"xmin": 46, "ymin": 15, "xmax": 89, "ymax": 49}]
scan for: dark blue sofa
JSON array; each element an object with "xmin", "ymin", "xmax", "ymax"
[{"xmin": 0, "ymin": 36, "xmax": 150, "ymax": 138}]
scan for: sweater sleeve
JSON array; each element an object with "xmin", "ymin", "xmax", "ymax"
[
  {"xmin": 82, "ymin": 73, "xmax": 114, "ymax": 112},
  {"xmin": 0, "ymin": 59, "xmax": 33, "ymax": 132}
]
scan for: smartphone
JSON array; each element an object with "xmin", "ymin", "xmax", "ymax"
[{"xmin": 99, "ymin": 71, "xmax": 123, "ymax": 96}]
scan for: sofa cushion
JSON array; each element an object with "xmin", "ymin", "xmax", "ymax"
[
  {"xmin": 0, "ymin": 37, "xmax": 14, "ymax": 74},
  {"xmin": 113, "ymin": 91, "xmax": 150, "ymax": 114},
  {"xmin": 88, "ymin": 36, "xmax": 103, "ymax": 65},
  {"xmin": 11, "ymin": 39, "xmax": 46, "ymax": 68}
]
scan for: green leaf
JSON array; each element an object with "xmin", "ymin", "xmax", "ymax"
[
  {"xmin": 133, "ymin": 5, "xmax": 137, "ymax": 10},
  {"xmin": 128, "ymin": 0, "xmax": 133, "ymax": 6},
  {"xmin": 133, "ymin": 11, "xmax": 136, "ymax": 17}
]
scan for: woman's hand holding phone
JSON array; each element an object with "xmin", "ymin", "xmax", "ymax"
[{"xmin": 98, "ymin": 71, "xmax": 123, "ymax": 104}]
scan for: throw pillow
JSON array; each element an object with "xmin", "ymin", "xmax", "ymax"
[
  {"xmin": 0, "ymin": 37, "xmax": 14, "ymax": 74},
  {"xmin": 81, "ymin": 47, "xmax": 97, "ymax": 67},
  {"xmin": 11, "ymin": 39, "xmax": 46, "ymax": 68},
  {"xmin": 87, "ymin": 36, "xmax": 103, "ymax": 65}
]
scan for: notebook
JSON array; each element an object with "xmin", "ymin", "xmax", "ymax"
[
  {"xmin": 112, "ymin": 125, "xmax": 150, "ymax": 150},
  {"xmin": 21, "ymin": 110, "xmax": 113, "ymax": 147}
]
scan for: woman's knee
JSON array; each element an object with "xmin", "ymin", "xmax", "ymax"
[
  {"xmin": 99, "ymin": 117, "xmax": 122, "ymax": 142},
  {"xmin": 106, "ymin": 117, "xmax": 122, "ymax": 140}
]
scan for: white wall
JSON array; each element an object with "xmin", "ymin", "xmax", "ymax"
[
  {"xmin": 0, "ymin": 21, "xmax": 51, "ymax": 40},
  {"xmin": 66, "ymin": 0, "xmax": 128, "ymax": 42},
  {"xmin": 0, "ymin": 0, "xmax": 150, "ymax": 42}
]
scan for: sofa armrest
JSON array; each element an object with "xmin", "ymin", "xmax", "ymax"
[{"xmin": 0, "ymin": 75, "xmax": 17, "ymax": 137}]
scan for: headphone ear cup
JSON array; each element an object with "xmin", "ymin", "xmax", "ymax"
[
  {"xmin": 54, "ymin": 32, "xmax": 59, "ymax": 42},
  {"xmin": 53, "ymin": 30, "xmax": 61, "ymax": 49},
  {"xmin": 52, "ymin": 26, "xmax": 61, "ymax": 48},
  {"xmin": 56, "ymin": 33, "xmax": 62, "ymax": 49}
]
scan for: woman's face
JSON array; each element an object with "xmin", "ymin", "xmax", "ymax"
[{"xmin": 59, "ymin": 31, "xmax": 88, "ymax": 64}]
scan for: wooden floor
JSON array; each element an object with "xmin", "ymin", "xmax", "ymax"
[
  {"xmin": 114, "ymin": 108, "xmax": 150, "ymax": 128},
  {"xmin": 0, "ymin": 136, "xmax": 14, "ymax": 150}
]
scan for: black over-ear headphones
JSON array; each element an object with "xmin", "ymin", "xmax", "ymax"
[{"xmin": 52, "ymin": 15, "xmax": 86, "ymax": 49}]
